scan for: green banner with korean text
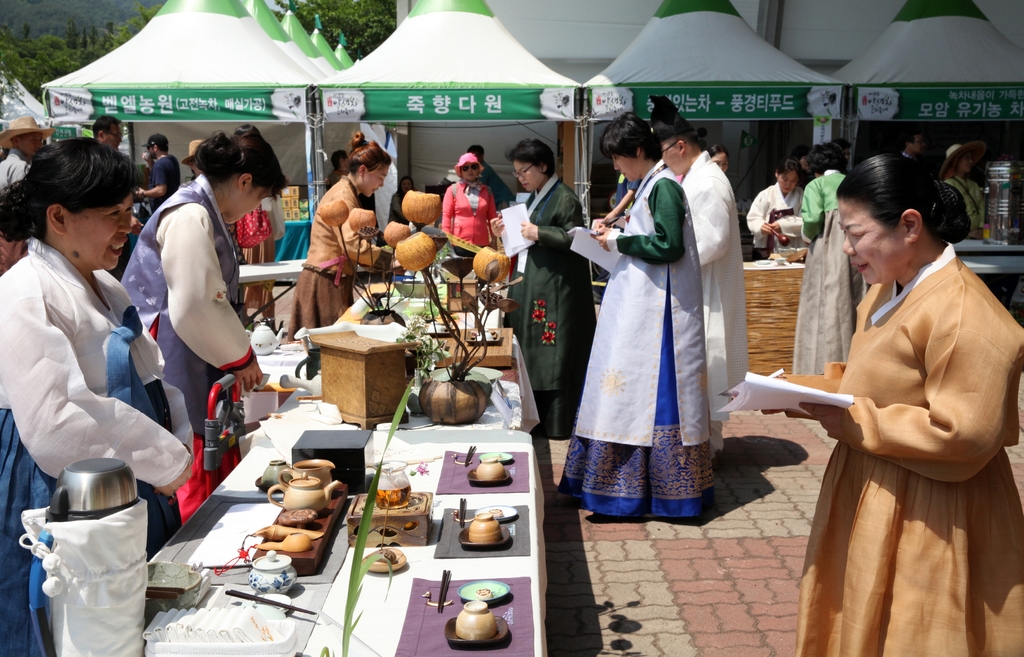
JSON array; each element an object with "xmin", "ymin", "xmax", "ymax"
[
  {"xmin": 45, "ymin": 87, "xmax": 308, "ymax": 123},
  {"xmin": 856, "ymin": 85, "xmax": 1024, "ymax": 121},
  {"xmin": 590, "ymin": 85, "xmax": 843, "ymax": 121},
  {"xmin": 319, "ymin": 87, "xmax": 577, "ymax": 122}
]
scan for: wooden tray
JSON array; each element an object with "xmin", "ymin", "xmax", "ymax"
[
  {"xmin": 436, "ymin": 328, "xmax": 513, "ymax": 369},
  {"xmin": 254, "ymin": 485, "xmax": 349, "ymax": 576}
]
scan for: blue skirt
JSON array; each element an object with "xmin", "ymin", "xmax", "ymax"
[{"xmin": 558, "ymin": 282, "xmax": 714, "ymax": 517}]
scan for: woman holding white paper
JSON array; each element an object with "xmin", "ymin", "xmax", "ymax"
[
  {"xmin": 489, "ymin": 139, "xmax": 594, "ymax": 438},
  {"xmin": 557, "ymin": 114, "xmax": 713, "ymax": 518},
  {"xmin": 789, "ymin": 154, "xmax": 1024, "ymax": 656}
]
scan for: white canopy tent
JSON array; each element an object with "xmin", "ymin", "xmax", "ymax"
[
  {"xmin": 586, "ymin": 0, "xmax": 840, "ymax": 122},
  {"xmin": 1, "ymin": 79, "xmax": 46, "ymax": 126},
  {"xmin": 314, "ymin": 0, "xmax": 579, "ymax": 210},
  {"xmin": 41, "ymin": 0, "xmax": 318, "ymax": 199},
  {"xmin": 280, "ymin": 5, "xmax": 336, "ymax": 77},
  {"xmin": 836, "ymin": 0, "xmax": 1024, "ymax": 122},
  {"xmin": 239, "ymin": 0, "xmax": 327, "ymax": 80}
]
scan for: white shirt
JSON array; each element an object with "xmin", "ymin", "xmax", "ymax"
[
  {"xmin": 155, "ymin": 182, "xmax": 251, "ymax": 369},
  {"xmin": 746, "ymin": 183, "xmax": 805, "ymax": 249},
  {"xmin": 0, "ymin": 148, "xmax": 30, "ymax": 191},
  {"xmin": 0, "ymin": 240, "xmax": 191, "ymax": 484}
]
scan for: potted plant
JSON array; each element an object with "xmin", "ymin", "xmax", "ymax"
[{"xmin": 394, "ymin": 228, "xmax": 520, "ymax": 425}]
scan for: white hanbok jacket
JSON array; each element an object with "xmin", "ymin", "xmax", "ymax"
[
  {"xmin": 746, "ymin": 183, "xmax": 805, "ymax": 250},
  {"xmin": 681, "ymin": 152, "xmax": 749, "ymax": 421},
  {"xmin": 0, "ymin": 239, "xmax": 191, "ymax": 485}
]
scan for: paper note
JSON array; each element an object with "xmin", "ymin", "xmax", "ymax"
[
  {"xmin": 717, "ymin": 372, "xmax": 854, "ymax": 414},
  {"xmin": 569, "ymin": 227, "xmax": 621, "ymax": 272},
  {"xmin": 500, "ymin": 203, "xmax": 535, "ymax": 257},
  {"xmin": 187, "ymin": 503, "xmax": 283, "ymax": 568}
]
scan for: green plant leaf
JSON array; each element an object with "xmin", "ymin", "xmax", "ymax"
[{"xmin": 342, "ymin": 379, "xmax": 413, "ymax": 656}]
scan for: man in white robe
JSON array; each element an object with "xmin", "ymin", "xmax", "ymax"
[{"xmin": 650, "ymin": 96, "xmax": 749, "ymax": 454}]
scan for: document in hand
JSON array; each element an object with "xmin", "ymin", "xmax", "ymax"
[
  {"xmin": 717, "ymin": 372, "xmax": 854, "ymax": 414},
  {"xmin": 569, "ymin": 227, "xmax": 621, "ymax": 272},
  {"xmin": 499, "ymin": 203, "xmax": 535, "ymax": 257}
]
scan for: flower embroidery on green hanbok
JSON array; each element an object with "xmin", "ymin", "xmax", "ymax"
[
  {"xmin": 542, "ymin": 321, "xmax": 557, "ymax": 345},
  {"xmin": 532, "ymin": 299, "xmax": 547, "ymax": 323}
]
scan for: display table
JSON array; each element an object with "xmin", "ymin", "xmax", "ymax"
[
  {"xmin": 743, "ymin": 262, "xmax": 804, "ymax": 375},
  {"xmin": 155, "ymin": 403, "xmax": 547, "ymax": 657},
  {"xmin": 239, "ymin": 259, "xmax": 304, "ymax": 284},
  {"xmin": 954, "ymin": 240, "xmax": 1024, "ymax": 274}
]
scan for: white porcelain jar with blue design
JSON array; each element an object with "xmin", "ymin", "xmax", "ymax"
[{"xmin": 248, "ymin": 550, "xmax": 297, "ymax": 594}]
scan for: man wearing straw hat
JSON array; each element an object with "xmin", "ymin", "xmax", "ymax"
[
  {"xmin": 940, "ymin": 141, "xmax": 986, "ymax": 238},
  {"xmin": 0, "ymin": 116, "xmax": 54, "ymax": 275}
]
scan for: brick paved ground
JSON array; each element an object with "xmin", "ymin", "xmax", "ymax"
[{"xmin": 538, "ymin": 398, "xmax": 1024, "ymax": 657}]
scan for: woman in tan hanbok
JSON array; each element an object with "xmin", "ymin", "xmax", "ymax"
[{"xmin": 790, "ymin": 154, "xmax": 1024, "ymax": 656}]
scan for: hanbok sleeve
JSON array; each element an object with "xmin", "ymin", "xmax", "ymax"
[
  {"xmin": 0, "ymin": 297, "xmax": 191, "ymax": 486},
  {"xmin": 800, "ymin": 181, "xmax": 825, "ymax": 241},
  {"xmin": 688, "ymin": 176, "xmax": 732, "ymax": 266},
  {"xmin": 535, "ymin": 187, "xmax": 582, "ymax": 252},
  {"xmin": 746, "ymin": 188, "xmax": 772, "ymax": 247},
  {"xmin": 615, "ymin": 178, "xmax": 685, "ymax": 264},
  {"xmin": 840, "ymin": 329, "xmax": 1020, "ymax": 482},
  {"xmin": 158, "ymin": 205, "xmax": 253, "ymax": 371}
]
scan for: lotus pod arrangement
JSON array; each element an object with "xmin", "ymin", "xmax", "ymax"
[
  {"xmin": 317, "ymin": 198, "xmax": 350, "ymax": 228},
  {"xmin": 473, "ymin": 247, "xmax": 511, "ymax": 283},
  {"xmin": 401, "ymin": 191, "xmax": 442, "ymax": 226},
  {"xmin": 383, "ymin": 222, "xmax": 412, "ymax": 248},
  {"xmin": 347, "ymin": 208, "xmax": 378, "ymax": 232},
  {"xmin": 394, "ymin": 232, "xmax": 438, "ymax": 272}
]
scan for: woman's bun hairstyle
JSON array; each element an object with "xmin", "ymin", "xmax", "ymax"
[
  {"xmin": 194, "ymin": 131, "xmax": 287, "ymax": 196},
  {"xmin": 837, "ymin": 153, "xmax": 971, "ymax": 244},
  {"xmin": 0, "ymin": 138, "xmax": 136, "ymax": 242},
  {"xmin": 347, "ymin": 131, "xmax": 392, "ymax": 173}
]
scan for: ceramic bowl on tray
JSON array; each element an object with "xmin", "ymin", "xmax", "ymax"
[
  {"xmin": 145, "ymin": 562, "xmax": 203, "ymax": 616},
  {"xmin": 467, "ymin": 469, "xmax": 511, "ymax": 486},
  {"xmin": 477, "ymin": 452, "xmax": 513, "ymax": 464},
  {"xmin": 458, "ymin": 526, "xmax": 512, "ymax": 550},
  {"xmin": 444, "ymin": 617, "xmax": 510, "ymax": 647}
]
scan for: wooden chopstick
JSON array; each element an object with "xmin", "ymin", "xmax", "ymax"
[
  {"xmin": 438, "ymin": 570, "xmax": 452, "ymax": 614},
  {"xmin": 464, "ymin": 446, "xmax": 476, "ymax": 467}
]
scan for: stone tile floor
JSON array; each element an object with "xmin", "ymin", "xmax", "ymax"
[{"xmin": 537, "ymin": 401, "xmax": 1024, "ymax": 657}]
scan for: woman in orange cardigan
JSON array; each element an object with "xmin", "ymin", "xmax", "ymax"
[{"xmin": 442, "ymin": 152, "xmax": 497, "ymax": 256}]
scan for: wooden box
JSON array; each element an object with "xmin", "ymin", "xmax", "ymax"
[
  {"xmin": 446, "ymin": 282, "xmax": 478, "ymax": 312},
  {"xmin": 312, "ymin": 333, "xmax": 415, "ymax": 429},
  {"xmin": 436, "ymin": 328, "xmax": 514, "ymax": 369},
  {"xmin": 346, "ymin": 492, "xmax": 433, "ymax": 547}
]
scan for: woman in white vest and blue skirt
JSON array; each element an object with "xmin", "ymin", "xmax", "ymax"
[{"xmin": 558, "ymin": 113, "xmax": 714, "ymax": 518}]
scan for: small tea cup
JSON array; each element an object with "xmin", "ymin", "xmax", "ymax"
[
  {"xmin": 455, "ymin": 601, "xmax": 497, "ymax": 640},
  {"xmin": 475, "ymin": 458, "xmax": 506, "ymax": 481},
  {"xmin": 467, "ymin": 512, "xmax": 502, "ymax": 543}
]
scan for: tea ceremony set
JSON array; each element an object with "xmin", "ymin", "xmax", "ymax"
[{"xmin": 137, "ymin": 215, "xmax": 544, "ymax": 657}]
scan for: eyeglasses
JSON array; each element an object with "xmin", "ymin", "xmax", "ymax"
[
  {"xmin": 513, "ymin": 164, "xmax": 534, "ymax": 180},
  {"xmin": 461, "ymin": 163, "xmax": 480, "ymax": 171},
  {"xmin": 661, "ymin": 140, "xmax": 682, "ymax": 154}
]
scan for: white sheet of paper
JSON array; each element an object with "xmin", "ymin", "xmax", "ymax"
[
  {"xmin": 569, "ymin": 227, "xmax": 622, "ymax": 272},
  {"xmin": 500, "ymin": 203, "xmax": 535, "ymax": 257},
  {"xmin": 187, "ymin": 503, "xmax": 283, "ymax": 567},
  {"xmin": 717, "ymin": 372, "xmax": 854, "ymax": 414}
]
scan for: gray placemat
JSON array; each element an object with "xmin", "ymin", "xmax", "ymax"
[
  {"xmin": 433, "ymin": 506, "xmax": 530, "ymax": 559},
  {"xmin": 155, "ymin": 494, "xmax": 352, "ymax": 586},
  {"xmin": 207, "ymin": 581, "xmax": 332, "ymax": 652}
]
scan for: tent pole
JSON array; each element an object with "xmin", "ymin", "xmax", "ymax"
[
  {"xmin": 574, "ymin": 86, "xmax": 591, "ymax": 225},
  {"xmin": 307, "ymin": 85, "xmax": 326, "ymax": 212}
]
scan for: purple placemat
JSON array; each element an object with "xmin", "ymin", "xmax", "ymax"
[
  {"xmin": 435, "ymin": 451, "xmax": 530, "ymax": 495},
  {"xmin": 395, "ymin": 576, "xmax": 534, "ymax": 657}
]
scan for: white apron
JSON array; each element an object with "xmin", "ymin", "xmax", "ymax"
[{"xmin": 575, "ymin": 163, "xmax": 709, "ymax": 447}]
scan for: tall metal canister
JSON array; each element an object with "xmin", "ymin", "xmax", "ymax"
[{"xmin": 985, "ymin": 161, "xmax": 1024, "ymax": 244}]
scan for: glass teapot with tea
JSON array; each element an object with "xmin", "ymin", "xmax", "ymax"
[{"xmin": 376, "ymin": 461, "xmax": 412, "ymax": 509}]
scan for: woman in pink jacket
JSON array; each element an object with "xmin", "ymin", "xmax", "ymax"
[{"xmin": 442, "ymin": 152, "xmax": 497, "ymax": 256}]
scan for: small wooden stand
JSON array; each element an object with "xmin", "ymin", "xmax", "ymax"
[
  {"xmin": 785, "ymin": 362, "xmax": 846, "ymax": 394},
  {"xmin": 312, "ymin": 333, "xmax": 415, "ymax": 429},
  {"xmin": 346, "ymin": 492, "xmax": 433, "ymax": 547},
  {"xmin": 436, "ymin": 328, "xmax": 514, "ymax": 369}
]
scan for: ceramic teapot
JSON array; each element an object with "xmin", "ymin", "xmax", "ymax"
[
  {"xmin": 267, "ymin": 474, "xmax": 342, "ymax": 513},
  {"xmin": 247, "ymin": 321, "xmax": 287, "ymax": 356}
]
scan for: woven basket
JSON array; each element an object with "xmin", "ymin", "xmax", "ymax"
[{"xmin": 743, "ymin": 267, "xmax": 804, "ymax": 375}]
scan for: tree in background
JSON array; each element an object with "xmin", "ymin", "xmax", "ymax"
[
  {"xmin": 1, "ymin": 3, "xmax": 160, "ymax": 102},
  {"xmin": 274, "ymin": 0, "xmax": 396, "ymax": 62}
]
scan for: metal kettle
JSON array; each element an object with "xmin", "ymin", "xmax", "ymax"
[{"xmin": 31, "ymin": 458, "xmax": 140, "ymax": 657}]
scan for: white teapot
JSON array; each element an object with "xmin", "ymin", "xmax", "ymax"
[{"xmin": 247, "ymin": 322, "xmax": 287, "ymax": 356}]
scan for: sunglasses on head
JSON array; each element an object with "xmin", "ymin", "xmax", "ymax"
[{"xmin": 461, "ymin": 163, "xmax": 480, "ymax": 171}]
